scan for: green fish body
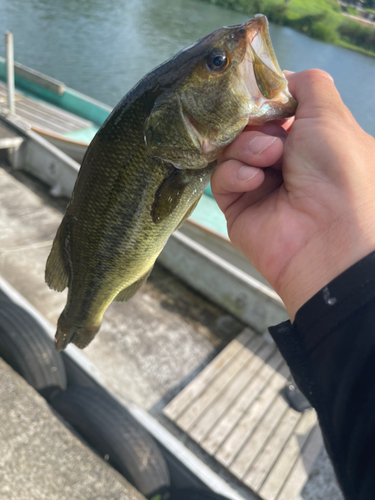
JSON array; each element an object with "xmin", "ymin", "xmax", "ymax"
[{"xmin": 46, "ymin": 15, "xmax": 296, "ymax": 351}]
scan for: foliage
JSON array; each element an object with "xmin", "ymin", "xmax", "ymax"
[
  {"xmin": 287, "ymin": 0, "xmax": 340, "ymax": 15},
  {"xmin": 345, "ymin": 0, "xmax": 375, "ymax": 7},
  {"xmin": 285, "ymin": 12, "xmax": 340, "ymax": 43},
  {"xmin": 199, "ymin": 0, "xmax": 287, "ymax": 23},
  {"xmin": 346, "ymin": 6, "xmax": 359, "ymax": 16},
  {"xmin": 338, "ymin": 18, "xmax": 375, "ymax": 51},
  {"xmin": 199, "ymin": 0, "xmax": 375, "ymax": 56}
]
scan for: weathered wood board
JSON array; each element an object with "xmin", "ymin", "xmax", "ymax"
[
  {"xmin": 0, "ymin": 81, "xmax": 92, "ymax": 134},
  {"xmin": 163, "ymin": 328, "xmax": 323, "ymax": 500}
]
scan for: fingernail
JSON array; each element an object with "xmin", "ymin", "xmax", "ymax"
[
  {"xmin": 237, "ymin": 166, "xmax": 260, "ymax": 181},
  {"xmin": 248, "ymin": 136, "xmax": 277, "ymax": 155}
]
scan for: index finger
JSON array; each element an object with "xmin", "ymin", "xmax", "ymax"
[
  {"xmin": 219, "ymin": 124, "xmax": 286, "ymax": 166},
  {"xmin": 286, "ymin": 69, "xmax": 346, "ymax": 121}
]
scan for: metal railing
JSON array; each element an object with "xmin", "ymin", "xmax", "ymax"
[{"xmin": 5, "ymin": 32, "xmax": 15, "ymax": 115}]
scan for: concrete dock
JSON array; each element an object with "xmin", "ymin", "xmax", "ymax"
[{"xmin": 0, "ymin": 358, "xmax": 146, "ymax": 500}]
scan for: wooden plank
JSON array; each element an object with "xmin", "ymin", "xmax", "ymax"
[
  {"xmin": 17, "ymin": 97, "xmax": 93, "ymax": 128},
  {"xmin": 201, "ymin": 350, "xmax": 284, "ymax": 455},
  {"xmin": 215, "ymin": 364, "xmax": 290, "ymax": 468},
  {"xmin": 163, "ymin": 329, "xmax": 254, "ymax": 421},
  {"xmin": 0, "ymin": 81, "xmax": 93, "ymax": 135},
  {"xmin": 276, "ymin": 426, "xmax": 323, "ymax": 500},
  {"xmin": 0, "ymin": 99, "xmax": 70, "ymax": 133},
  {"xmin": 10, "ymin": 105, "xmax": 72, "ymax": 134},
  {"xmin": 190, "ymin": 342, "xmax": 277, "ymax": 444},
  {"xmin": 16, "ymin": 100, "xmax": 90, "ymax": 131},
  {"xmin": 243, "ymin": 409, "xmax": 301, "ymax": 491},
  {"xmin": 259, "ymin": 411, "xmax": 318, "ymax": 500},
  {"xmin": 11, "ymin": 99, "xmax": 85, "ymax": 134},
  {"xmin": 176, "ymin": 334, "xmax": 266, "ymax": 432},
  {"xmin": 228, "ymin": 396, "xmax": 289, "ymax": 479}
]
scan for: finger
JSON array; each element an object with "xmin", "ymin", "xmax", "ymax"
[
  {"xmin": 285, "ymin": 69, "xmax": 347, "ymax": 121},
  {"xmin": 212, "ymin": 159, "xmax": 265, "ymax": 195},
  {"xmin": 219, "ymin": 130, "xmax": 285, "ymax": 167},
  {"xmin": 225, "ymin": 168, "xmax": 283, "ymax": 233},
  {"xmin": 211, "ymin": 159, "xmax": 266, "ymax": 213}
]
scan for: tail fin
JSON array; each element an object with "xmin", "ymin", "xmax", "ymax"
[{"xmin": 55, "ymin": 312, "xmax": 100, "ymax": 352}]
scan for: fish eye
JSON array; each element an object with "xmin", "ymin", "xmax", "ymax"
[{"xmin": 206, "ymin": 49, "xmax": 228, "ymax": 72}]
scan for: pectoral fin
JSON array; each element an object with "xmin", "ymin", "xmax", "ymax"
[
  {"xmin": 175, "ymin": 195, "xmax": 201, "ymax": 231},
  {"xmin": 114, "ymin": 267, "xmax": 153, "ymax": 302},
  {"xmin": 45, "ymin": 217, "xmax": 70, "ymax": 292},
  {"xmin": 151, "ymin": 170, "xmax": 189, "ymax": 224}
]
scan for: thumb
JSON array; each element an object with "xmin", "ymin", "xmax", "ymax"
[{"xmin": 286, "ymin": 69, "xmax": 346, "ymax": 121}]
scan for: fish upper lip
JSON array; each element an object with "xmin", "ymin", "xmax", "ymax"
[
  {"xmin": 244, "ymin": 15, "xmax": 283, "ymax": 78},
  {"xmin": 249, "ymin": 27, "xmax": 262, "ymax": 46}
]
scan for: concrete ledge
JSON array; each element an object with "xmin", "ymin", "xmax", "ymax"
[{"xmin": 0, "ymin": 358, "xmax": 146, "ymax": 500}]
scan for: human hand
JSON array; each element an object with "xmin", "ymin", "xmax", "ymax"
[{"xmin": 211, "ymin": 69, "xmax": 375, "ymax": 320}]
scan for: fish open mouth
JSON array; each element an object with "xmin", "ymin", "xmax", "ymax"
[
  {"xmin": 240, "ymin": 15, "xmax": 297, "ymax": 123},
  {"xmin": 247, "ymin": 15, "xmax": 284, "ymax": 84}
]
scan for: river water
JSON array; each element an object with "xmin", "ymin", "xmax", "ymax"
[{"xmin": 0, "ymin": 0, "xmax": 375, "ymax": 136}]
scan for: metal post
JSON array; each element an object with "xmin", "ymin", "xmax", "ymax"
[{"xmin": 5, "ymin": 32, "xmax": 15, "ymax": 115}]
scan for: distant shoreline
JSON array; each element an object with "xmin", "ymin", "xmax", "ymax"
[{"xmin": 198, "ymin": 0, "xmax": 375, "ymax": 57}]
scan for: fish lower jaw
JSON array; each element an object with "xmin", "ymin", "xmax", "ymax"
[{"xmin": 245, "ymin": 94, "xmax": 296, "ymax": 126}]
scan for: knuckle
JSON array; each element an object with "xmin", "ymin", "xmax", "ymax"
[{"xmin": 303, "ymin": 68, "xmax": 334, "ymax": 85}]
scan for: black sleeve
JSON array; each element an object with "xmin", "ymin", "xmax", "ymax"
[{"xmin": 268, "ymin": 252, "xmax": 375, "ymax": 500}]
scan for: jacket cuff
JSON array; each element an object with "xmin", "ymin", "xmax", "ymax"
[{"xmin": 269, "ymin": 251, "xmax": 375, "ymax": 355}]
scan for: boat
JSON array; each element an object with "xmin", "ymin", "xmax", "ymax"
[
  {"xmin": 0, "ymin": 55, "xmax": 287, "ymax": 333},
  {"xmin": 0, "ymin": 56, "xmax": 110, "ymax": 163}
]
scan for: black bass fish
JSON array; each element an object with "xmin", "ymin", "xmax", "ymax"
[{"xmin": 46, "ymin": 15, "xmax": 296, "ymax": 351}]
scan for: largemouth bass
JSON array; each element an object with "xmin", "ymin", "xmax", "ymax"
[{"xmin": 46, "ymin": 15, "xmax": 296, "ymax": 351}]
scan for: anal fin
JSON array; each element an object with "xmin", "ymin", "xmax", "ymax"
[
  {"xmin": 45, "ymin": 217, "xmax": 70, "ymax": 292},
  {"xmin": 114, "ymin": 267, "xmax": 153, "ymax": 302}
]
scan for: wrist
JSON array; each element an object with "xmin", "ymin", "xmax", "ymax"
[{"xmin": 276, "ymin": 227, "xmax": 375, "ymax": 321}]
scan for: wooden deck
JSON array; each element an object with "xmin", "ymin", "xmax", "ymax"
[
  {"xmin": 0, "ymin": 81, "xmax": 93, "ymax": 135},
  {"xmin": 163, "ymin": 329, "xmax": 323, "ymax": 500}
]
